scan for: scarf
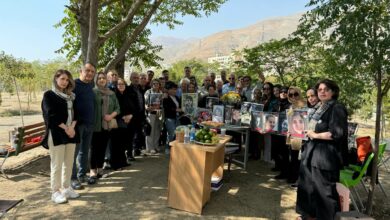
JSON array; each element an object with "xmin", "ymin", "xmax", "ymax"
[
  {"xmin": 97, "ymin": 86, "xmax": 114, "ymax": 130},
  {"xmin": 307, "ymin": 99, "xmax": 335, "ymax": 131},
  {"xmin": 52, "ymin": 86, "xmax": 75, "ymax": 126}
]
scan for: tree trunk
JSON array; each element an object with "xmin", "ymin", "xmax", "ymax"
[
  {"xmin": 76, "ymin": 1, "xmax": 91, "ymax": 64},
  {"xmin": 86, "ymin": 0, "xmax": 99, "ymax": 66},
  {"xmin": 365, "ymin": 70, "xmax": 382, "ymax": 215},
  {"xmin": 115, "ymin": 57, "xmax": 126, "ymax": 79}
]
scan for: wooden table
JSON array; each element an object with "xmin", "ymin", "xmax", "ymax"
[{"xmin": 167, "ymin": 135, "xmax": 231, "ymax": 214}]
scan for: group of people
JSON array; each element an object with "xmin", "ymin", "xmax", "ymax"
[{"xmin": 41, "ymin": 63, "xmax": 348, "ymax": 219}]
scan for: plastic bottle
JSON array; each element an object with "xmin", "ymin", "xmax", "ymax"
[
  {"xmin": 184, "ymin": 127, "xmax": 190, "ymax": 144},
  {"xmin": 190, "ymin": 125, "xmax": 196, "ymax": 143}
]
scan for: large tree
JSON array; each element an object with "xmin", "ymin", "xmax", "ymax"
[
  {"xmin": 296, "ymin": 0, "xmax": 390, "ymax": 214},
  {"xmin": 56, "ymin": 0, "xmax": 226, "ymax": 75}
]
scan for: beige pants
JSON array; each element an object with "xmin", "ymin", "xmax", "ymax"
[
  {"xmin": 146, "ymin": 114, "xmax": 161, "ymax": 151},
  {"xmin": 48, "ymin": 132, "xmax": 76, "ymax": 192}
]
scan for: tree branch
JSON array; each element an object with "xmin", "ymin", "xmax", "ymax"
[
  {"xmin": 100, "ymin": 0, "xmax": 120, "ymax": 8},
  {"xmin": 104, "ymin": 0, "xmax": 163, "ymax": 72},
  {"xmin": 98, "ymin": 0, "xmax": 147, "ymax": 45},
  {"xmin": 382, "ymin": 77, "xmax": 390, "ymax": 97}
]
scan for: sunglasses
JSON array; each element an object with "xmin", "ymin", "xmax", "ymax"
[
  {"xmin": 280, "ymin": 90, "xmax": 288, "ymax": 94},
  {"xmin": 289, "ymin": 92, "xmax": 299, "ymax": 98}
]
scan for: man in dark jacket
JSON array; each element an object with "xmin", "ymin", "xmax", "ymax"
[
  {"xmin": 126, "ymin": 72, "xmax": 146, "ymax": 159},
  {"xmin": 71, "ymin": 63, "xmax": 96, "ymax": 190}
]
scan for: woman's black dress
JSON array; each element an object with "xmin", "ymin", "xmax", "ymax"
[{"xmin": 296, "ymin": 102, "xmax": 348, "ymax": 219}]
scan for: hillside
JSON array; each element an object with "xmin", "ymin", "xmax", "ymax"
[{"xmin": 152, "ymin": 13, "xmax": 304, "ymax": 64}]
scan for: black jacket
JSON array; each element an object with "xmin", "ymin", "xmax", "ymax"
[
  {"xmin": 126, "ymin": 84, "xmax": 146, "ymax": 120},
  {"xmin": 41, "ymin": 90, "xmax": 79, "ymax": 148},
  {"xmin": 163, "ymin": 96, "xmax": 181, "ymax": 119},
  {"xmin": 302, "ymin": 102, "xmax": 348, "ymax": 171}
]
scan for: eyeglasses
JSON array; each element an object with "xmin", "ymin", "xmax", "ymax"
[
  {"xmin": 229, "ymin": 77, "xmax": 235, "ymax": 80},
  {"xmin": 289, "ymin": 92, "xmax": 299, "ymax": 98},
  {"xmin": 280, "ymin": 90, "xmax": 288, "ymax": 94}
]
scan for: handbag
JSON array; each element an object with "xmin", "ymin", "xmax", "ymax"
[{"xmin": 108, "ymin": 119, "xmax": 118, "ymax": 130}]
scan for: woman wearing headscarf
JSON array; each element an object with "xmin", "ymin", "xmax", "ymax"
[
  {"xmin": 89, "ymin": 72, "xmax": 120, "ymax": 184},
  {"xmin": 296, "ymin": 79, "xmax": 348, "ymax": 220},
  {"xmin": 42, "ymin": 69, "xmax": 80, "ymax": 203}
]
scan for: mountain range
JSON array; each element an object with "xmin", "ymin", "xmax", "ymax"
[{"xmin": 151, "ymin": 13, "xmax": 304, "ymax": 65}]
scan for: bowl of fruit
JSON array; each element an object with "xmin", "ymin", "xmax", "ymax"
[{"xmin": 194, "ymin": 128, "xmax": 219, "ymax": 145}]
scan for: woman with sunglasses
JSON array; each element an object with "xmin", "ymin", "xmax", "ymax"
[
  {"xmin": 284, "ymin": 87, "xmax": 306, "ymax": 185},
  {"xmin": 296, "ymin": 79, "xmax": 348, "ymax": 220},
  {"xmin": 261, "ymin": 82, "xmax": 279, "ymax": 112}
]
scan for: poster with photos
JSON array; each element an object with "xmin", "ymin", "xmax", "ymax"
[
  {"xmin": 287, "ymin": 109, "xmax": 308, "ymax": 139},
  {"xmin": 149, "ymin": 93, "xmax": 163, "ymax": 109},
  {"xmin": 250, "ymin": 103, "xmax": 264, "ymax": 112},
  {"xmin": 278, "ymin": 112, "xmax": 288, "ymax": 135},
  {"xmin": 240, "ymin": 102, "xmax": 252, "ymax": 126},
  {"xmin": 251, "ymin": 111, "xmax": 263, "ymax": 132},
  {"xmin": 231, "ymin": 109, "xmax": 241, "ymax": 126},
  {"xmin": 224, "ymin": 105, "xmax": 234, "ymax": 124},
  {"xmin": 212, "ymin": 105, "xmax": 224, "ymax": 123},
  {"xmin": 206, "ymin": 97, "xmax": 219, "ymax": 109},
  {"xmin": 262, "ymin": 112, "xmax": 279, "ymax": 133},
  {"xmin": 196, "ymin": 108, "xmax": 212, "ymax": 123},
  {"xmin": 181, "ymin": 93, "xmax": 198, "ymax": 117}
]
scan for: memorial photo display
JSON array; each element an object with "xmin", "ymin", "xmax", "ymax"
[
  {"xmin": 251, "ymin": 111, "xmax": 263, "ymax": 132},
  {"xmin": 287, "ymin": 109, "xmax": 308, "ymax": 139},
  {"xmin": 240, "ymin": 102, "xmax": 252, "ymax": 126},
  {"xmin": 212, "ymin": 105, "xmax": 224, "ymax": 123},
  {"xmin": 262, "ymin": 112, "xmax": 278, "ymax": 133},
  {"xmin": 149, "ymin": 93, "xmax": 163, "ymax": 109},
  {"xmin": 182, "ymin": 93, "xmax": 198, "ymax": 117}
]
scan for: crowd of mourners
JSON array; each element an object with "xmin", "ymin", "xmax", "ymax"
[{"xmin": 42, "ymin": 62, "xmax": 348, "ymax": 220}]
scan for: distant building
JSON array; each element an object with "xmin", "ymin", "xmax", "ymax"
[{"xmin": 208, "ymin": 54, "xmax": 233, "ymax": 68}]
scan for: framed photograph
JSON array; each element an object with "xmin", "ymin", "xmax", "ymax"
[
  {"xmin": 287, "ymin": 109, "xmax": 308, "ymax": 139},
  {"xmin": 262, "ymin": 112, "xmax": 278, "ymax": 133},
  {"xmin": 196, "ymin": 108, "xmax": 212, "ymax": 123},
  {"xmin": 212, "ymin": 105, "xmax": 224, "ymax": 123},
  {"xmin": 206, "ymin": 97, "xmax": 219, "ymax": 109},
  {"xmin": 149, "ymin": 93, "xmax": 163, "ymax": 109},
  {"xmin": 182, "ymin": 93, "xmax": 198, "ymax": 117},
  {"xmin": 240, "ymin": 102, "xmax": 252, "ymax": 126},
  {"xmin": 347, "ymin": 122, "xmax": 359, "ymax": 148},
  {"xmin": 251, "ymin": 111, "xmax": 263, "ymax": 132},
  {"xmin": 224, "ymin": 105, "xmax": 234, "ymax": 124},
  {"xmin": 231, "ymin": 109, "xmax": 241, "ymax": 126},
  {"xmin": 277, "ymin": 112, "xmax": 288, "ymax": 135},
  {"xmin": 250, "ymin": 103, "xmax": 264, "ymax": 112}
]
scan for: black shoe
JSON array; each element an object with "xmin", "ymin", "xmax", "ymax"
[
  {"xmin": 274, "ymin": 174, "xmax": 288, "ymax": 179},
  {"xmin": 78, "ymin": 175, "xmax": 87, "ymax": 183},
  {"xmin": 271, "ymin": 167, "xmax": 280, "ymax": 172},
  {"xmin": 71, "ymin": 180, "xmax": 84, "ymax": 190},
  {"xmin": 88, "ymin": 176, "xmax": 98, "ymax": 185}
]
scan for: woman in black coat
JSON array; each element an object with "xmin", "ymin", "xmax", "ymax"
[
  {"xmin": 296, "ymin": 79, "xmax": 348, "ymax": 220},
  {"xmin": 110, "ymin": 78, "xmax": 133, "ymax": 169},
  {"xmin": 42, "ymin": 69, "xmax": 80, "ymax": 204}
]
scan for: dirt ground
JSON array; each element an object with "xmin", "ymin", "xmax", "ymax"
[{"xmin": 1, "ymin": 93, "xmax": 390, "ymax": 219}]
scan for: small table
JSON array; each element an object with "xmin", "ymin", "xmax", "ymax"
[
  {"xmin": 223, "ymin": 125, "xmax": 251, "ymax": 170},
  {"xmin": 167, "ymin": 135, "xmax": 232, "ymax": 214}
]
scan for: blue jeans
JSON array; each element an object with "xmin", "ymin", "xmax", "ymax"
[
  {"xmin": 165, "ymin": 118, "xmax": 178, "ymax": 150},
  {"xmin": 71, "ymin": 123, "xmax": 94, "ymax": 180}
]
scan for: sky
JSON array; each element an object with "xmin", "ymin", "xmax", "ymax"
[{"xmin": 0, "ymin": 0, "xmax": 309, "ymax": 61}]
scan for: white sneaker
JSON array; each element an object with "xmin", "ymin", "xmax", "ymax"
[
  {"xmin": 62, "ymin": 187, "xmax": 80, "ymax": 199},
  {"xmin": 150, "ymin": 149, "xmax": 157, "ymax": 154},
  {"xmin": 52, "ymin": 191, "xmax": 67, "ymax": 204}
]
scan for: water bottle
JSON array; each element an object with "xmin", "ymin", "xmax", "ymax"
[
  {"xmin": 184, "ymin": 127, "xmax": 190, "ymax": 144},
  {"xmin": 190, "ymin": 125, "xmax": 196, "ymax": 143}
]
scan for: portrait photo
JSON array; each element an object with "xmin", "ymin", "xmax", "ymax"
[
  {"xmin": 263, "ymin": 113, "xmax": 278, "ymax": 133},
  {"xmin": 287, "ymin": 110, "xmax": 308, "ymax": 139},
  {"xmin": 206, "ymin": 97, "xmax": 219, "ymax": 109},
  {"xmin": 231, "ymin": 109, "xmax": 241, "ymax": 126},
  {"xmin": 251, "ymin": 111, "xmax": 263, "ymax": 132},
  {"xmin": 241, "ymin": 102, "xmax": 252, "ymax": 125},
  {"xmin": 181, "ymin": 93, "xmax": 198, "ymax": 117},
  {"xmin": 149, "ymin": 93, "xmax": 163, "ymax": 109},
  {"xmin": 212, "ymin": 105, "xmax": 224, "ymax": 123}
]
